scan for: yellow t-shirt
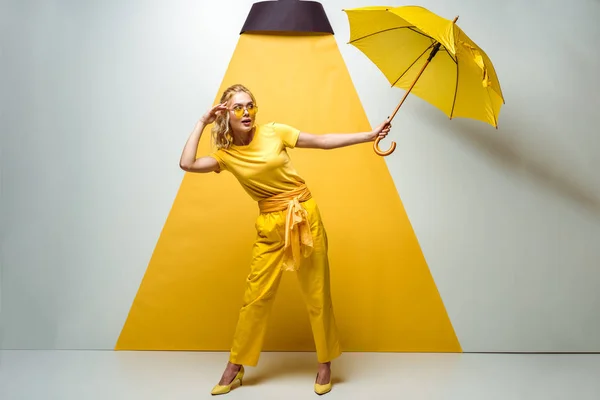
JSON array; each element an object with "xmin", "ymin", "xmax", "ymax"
[{"xmin": 210, "ymin": 122, "xmax": 306, "ymax": 201}]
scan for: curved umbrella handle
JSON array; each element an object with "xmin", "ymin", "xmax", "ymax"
[{"xmin": 374, "ymin": 136, "xmax": 396, "ymax": 156}]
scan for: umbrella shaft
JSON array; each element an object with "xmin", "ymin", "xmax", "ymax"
[{"xmin": 389, "ymin": 42, "xmax": 441, "ymax": 121}]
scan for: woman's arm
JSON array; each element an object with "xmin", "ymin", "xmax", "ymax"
[
  {"xmin": 179, "ymin": 103, "xmax": 228, "ymax": 173},
  {"xmin": 179, "ymin": 119, "xmax": 220, "ymax": 173},
  {"xmin": 295, "ymin": 119, "xmax": 391, "ymax": 150}
]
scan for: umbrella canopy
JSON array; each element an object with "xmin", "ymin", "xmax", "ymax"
[{"xmin": 344, "ymin": 5, "xmax": 505, "ymax": 155}]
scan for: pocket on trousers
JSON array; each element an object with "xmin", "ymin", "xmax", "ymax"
[{"xmin": 255, "ymin": 213, "xmax": 283, "ymax": 243}]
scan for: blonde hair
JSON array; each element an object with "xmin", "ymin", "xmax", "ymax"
[{"xmin": 211, "ymin": 84, "xmax": 257, "ymax": 150}]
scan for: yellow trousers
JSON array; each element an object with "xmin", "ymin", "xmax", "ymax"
[{"xmin": 229, "ymin": 197, "xmax": 342, "ymax": 366}]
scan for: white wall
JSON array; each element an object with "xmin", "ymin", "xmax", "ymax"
[{"xmin": 1, "ymin": 0, "xmax": 599, "ymax": 351}]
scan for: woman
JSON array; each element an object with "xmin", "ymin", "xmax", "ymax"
[{"xmin": 179, "ymin": 84, "xmax": 391, "ymax": 396}]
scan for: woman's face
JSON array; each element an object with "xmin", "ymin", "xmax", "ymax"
[{"xmin": 228, "ymin": 92, "xmax": 257, "ymax": 134}]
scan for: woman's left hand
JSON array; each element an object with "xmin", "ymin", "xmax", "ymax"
[{"xmin": 368, "ymin": 119, "xmax": 392, "ymax": 141}]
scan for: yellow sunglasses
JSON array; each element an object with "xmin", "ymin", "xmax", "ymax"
[{"xmin": 230, "ymin": 103, "xmax": 258, "ymax": 119}]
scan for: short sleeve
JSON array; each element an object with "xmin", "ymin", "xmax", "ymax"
[
  {"xmin": 209, "ymin": 150, "xmax": 227, "ymax": 173},
  {"xmin": 272, "ymin": 122, "xmax": 300, "ymax": 148}
]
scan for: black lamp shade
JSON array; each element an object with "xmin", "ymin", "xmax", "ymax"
[{"xmin": 240, "ymin": 0, "xmax": 334, "ymax": 34}]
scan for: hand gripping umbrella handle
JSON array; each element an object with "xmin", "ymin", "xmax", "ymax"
[{"xmin": 373, "ymin": 104, "xmax": 402, "ymax": 156}]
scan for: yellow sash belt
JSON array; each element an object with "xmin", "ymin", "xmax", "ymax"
[{"xmin": 258, "ymin": 185, "xmax": 314, "ymax": 271}]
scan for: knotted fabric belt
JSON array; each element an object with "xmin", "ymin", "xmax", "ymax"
[{"xmin": 258, "ymin": 184, "xmax": 314, "ymax": 271}]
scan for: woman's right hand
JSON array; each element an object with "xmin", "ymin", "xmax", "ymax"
[{"xmin": 200, "ymin": 102, "xmax": 228, "ymax": 125}]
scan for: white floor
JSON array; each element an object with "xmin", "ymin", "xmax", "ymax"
[{"xmin": 1, "ymin": 350, "xmax": 599, "ymax": 400}]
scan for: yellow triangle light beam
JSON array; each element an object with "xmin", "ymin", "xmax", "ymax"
[{"xmin": 116, "ymin": 31, "xmax": 461, "ymax": 353}]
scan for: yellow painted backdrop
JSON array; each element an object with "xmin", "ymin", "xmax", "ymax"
[{"xmin": 116, "ymin": 32, "xmax": 461, "ymax": 353}]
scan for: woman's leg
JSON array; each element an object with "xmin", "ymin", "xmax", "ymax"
[
  {"xmin": 296, "ymin": 200, "xmax": 342, "ymax": 383},
  {"xmin": 217, "ymin": 211, "xmax": 286, "ymax": 384}
]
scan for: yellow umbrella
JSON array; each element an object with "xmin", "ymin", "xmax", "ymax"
[{"xmin": 343, "ymin": 5, "xmax": 505, "ymax": 156}]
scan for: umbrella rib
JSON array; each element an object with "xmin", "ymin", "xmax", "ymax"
[
  {"xmin": 407, "ymin": 26, "xmax": 435, "ymax": 42},
  {"xmin": 449, "ymin": 52, "xmax": 459, "ymax": 120},
  {"xmin": 348, "ymin": 26, "xmax": 433, "ymax": 44},
  {"xmin": 390, "ymin": 43, "xmax": 435, "ymax": 87},
  {"xmin": 486, "ymin": 88, "xmax": 499, "ymax": 128},
  {"xmin": 441, "ymin": 48, "xmax": 457, "ymax": 64}
]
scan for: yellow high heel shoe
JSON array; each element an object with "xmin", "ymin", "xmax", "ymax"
[
  {"xmin": 314, "ymin": 372, "xmax": 332, "ymax": 396},
  {"xmin": 211, "ymin": 365, "xmax": 244, "ymax": 396}
]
